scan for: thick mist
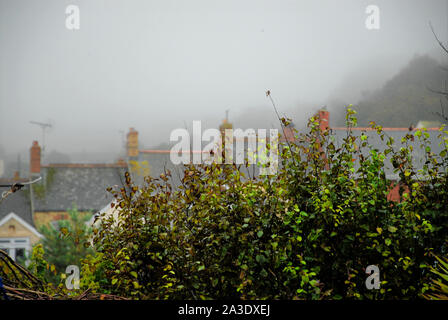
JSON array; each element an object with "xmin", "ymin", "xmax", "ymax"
[{"xmin": 1, "ymin": 0, "xmax": 447, "ymax": 170}]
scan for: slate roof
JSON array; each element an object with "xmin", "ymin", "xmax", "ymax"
[
  {"xmin": 0, "ymin": 180, "xmax": 34, "ymax": 227},
  {"xmin": 134, "ymin": 149, "xmax": 265, "ymax": 188},
  {"xmin": 133, "ymin": 126, "xmax": 446, "ymax": 187},
  {"xmin": 134, "ymin": 152, "xmax": 186, "ymax": 188},
  {"xmin": 32, "ymin": 165, "xmax": 128, "ymax": 212}
]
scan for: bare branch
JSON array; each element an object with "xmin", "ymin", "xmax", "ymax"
[{"xmin": 429, "ymin": 21, "xmax": 448, "ymax": 55}]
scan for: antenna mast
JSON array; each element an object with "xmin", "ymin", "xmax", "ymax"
[{"xmin": 29, "ymin": 121, "xmax": 52, "ymax": 160}]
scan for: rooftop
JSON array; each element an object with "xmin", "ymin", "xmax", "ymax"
[
  {"xmin": 0, "ymin": 178, "xmax": 33, "ymax": 227},
  {"xmin": 33, "ymin": 165, "xmax": 128, "ymax": 212}
]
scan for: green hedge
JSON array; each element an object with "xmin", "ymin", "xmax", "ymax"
[{"xmin": 83, "ymin": 109, "xmax": 448, "ymax": 299}]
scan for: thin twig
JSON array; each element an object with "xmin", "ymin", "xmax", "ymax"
[
  {"xmin": 266, "ymin": 90, "xmax": 297, "ymax": 167},
  {"xmin": 429, "ymin": 22, "xmax": 448, "ymax": 55}
]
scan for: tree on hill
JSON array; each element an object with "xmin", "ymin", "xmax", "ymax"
[{"xmin": 335, "ymin": 55, "xmax": 447, "ymax": 127}]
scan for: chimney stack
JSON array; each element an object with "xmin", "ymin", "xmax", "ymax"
[
  {"xmin": 116, "ymin": 158, "xmax": 126, "ymax": 166},
  {"xmin": 127, "ymin": 128, "xmax": 139, "ymax": 158},
  {"xmin": 30, "ymin": 141, "xmax": 41, "ymax": 175},
  {"xmin": 318, "ymin": 110, "xmax": 330, "ymax": 133},
  {"xmin": 283, "ymin": 122, "xmax": 296, "ymax": 142}
]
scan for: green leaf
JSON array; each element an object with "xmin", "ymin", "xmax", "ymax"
[
  {"xmin": 256, "ymin": 254, "xmax": 265, "ymax": 264},
  {"xmin": 388, "ymin": 226, "xmax": 397, "ymax": 233}
]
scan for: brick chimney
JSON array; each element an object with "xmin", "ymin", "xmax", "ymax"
[
  {"xmin": 30, "ymin": 141, "xmax": 41, "ymax": 174},
  {"xmin": 283, "ymin": 122, "xmax": 296, "ymax": 142},
  {"xmin": 219, "ymin": 118, "xmax": 233, "ymax": 135},
  {"xmin": 318, "ymin": 110, "xmax": 330, "ymax": 133},
  {"xmin": 127, "ymin": 128, "xmax": 139, "ymax": 158},
  {"xmin": 116, "ymin": 158, "xmax": 126, "ymax": 167}
]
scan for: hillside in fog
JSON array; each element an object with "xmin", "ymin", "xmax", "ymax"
[{"xmin": 333, "ymin": 55, "xmax": 448, "ymax": 127}]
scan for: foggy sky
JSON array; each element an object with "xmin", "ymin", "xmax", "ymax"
[{"xmin": 1, "ymin": 0, "xmax": 447, "ymax": 160}]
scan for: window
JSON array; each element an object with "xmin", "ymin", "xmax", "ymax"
[
  {"xmin": 15, "ymin": 248, "xmax": 26, "ymax": 262},
  {"xmin": 0, "ymin": 237, "xmax": 31, "ymax": 262}
]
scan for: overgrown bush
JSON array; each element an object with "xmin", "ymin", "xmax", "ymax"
[
  {"xmin": 35, "ymin": 206, "xmax": 93, "ymax": 284},
  {"xmin": 83, "ymin": 109, "xmax": 448, "ymax": 299}
]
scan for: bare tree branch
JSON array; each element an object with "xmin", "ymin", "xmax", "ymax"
[{"xmin": 429, "ymin": 21, "xmax": 448, "ymax": 55}]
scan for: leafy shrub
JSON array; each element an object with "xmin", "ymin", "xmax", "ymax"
[
  {"xmin": 36, "ymin": 206, "xmax": 93, "ymax": 284},
  {"xmin": 85, "ymin": 109, "xmax": 447, "ymax": 299}
]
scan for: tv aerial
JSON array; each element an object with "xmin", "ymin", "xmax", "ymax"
[{"xmin": 29, "ymin": 119, "xmax": 55, "ymax": 160}]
